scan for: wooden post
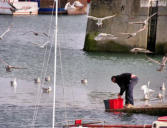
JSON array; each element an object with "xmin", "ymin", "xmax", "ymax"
[{"xmin": 147, "ymin": 0, "xmax": 159, "ymax": 53}]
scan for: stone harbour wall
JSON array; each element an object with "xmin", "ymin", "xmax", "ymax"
[{"xmin": 84, "ymin": 0, "xmax": 167, "ymax": 54}]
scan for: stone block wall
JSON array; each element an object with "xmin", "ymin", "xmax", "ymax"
[{"xmin": 84, "ymin": 0, "xmax": 167, "ymax": 54}]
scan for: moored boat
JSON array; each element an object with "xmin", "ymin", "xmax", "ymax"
[
  {"xmin": 12, "ymin": 1, "xmax": 38, "ymax": 15},
  {"xmin": 64, "ymin": 119, "xmax": 152, "ymax": 128},
  {"xmin": 63, "ymin": 116, "xmax": 167, "ymax": 128},
  {"xmin": 0, "ymin": 1, "xmax": 13, "ymax": 15},
  {"xmin": 0, "ymin": 0, "xmax": 38, "ymax": 15},
  {"xmin": 30, "ymin": 0, "xmax": 67, "ymax": 14}
]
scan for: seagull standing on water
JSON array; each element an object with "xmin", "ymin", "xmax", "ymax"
[
  {"xmin": 10, "ymin": 78, "xmax": 17, "ymax": 88},
  {"xmin": 160, "ymin": 82, "xmax": 166, "ymax": 91},
  {"xmin": 42, "ymin": 86, "xmax": 52, "ymax": 93},
  {"xmin": 45, "ymin": 76, "xmax": 51, "ymax": 82},
  {"xmin": 129, "ymin": 13, "xmax": 157, "ymax": 26},
  {"xmin": 88, "ymin": 14, "xmax": 116, "ymax": 27},
  {"xmin": 81, "ymin": 79, "xmax": 88, "ymax": 85},
  {"xmin": 141, "ymin": 81, "xmax": 155, "ymax": 100},
  {"xmin": 34, "ymin": 77, "xmax": 41, "ymax": 84}
]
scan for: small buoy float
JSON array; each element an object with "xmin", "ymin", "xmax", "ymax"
[
  {"xmin": 81, "ymin": 79, "xmax": 88, "ymax": 85},
  {"xmin": 42, "ymin": 86, "xmax": 52, "ymax": 93},
  {"xmin": 34, "ymin": 77, "xmax": 41, "ymax": 84},
  {"xmin": 45, "ymin": 76, "xmax": 51, "ymax": 82}
]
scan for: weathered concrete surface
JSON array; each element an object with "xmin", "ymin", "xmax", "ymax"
[{"xmin": 84, "ymin": 0, "xmax": 167, "ymax": 53}]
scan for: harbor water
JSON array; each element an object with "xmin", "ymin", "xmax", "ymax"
[{"xmin": 0, "ymin": 14, "xmax": 166, "ymax": 127}]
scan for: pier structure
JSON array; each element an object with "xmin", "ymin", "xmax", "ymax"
[{"xmin": 84, "ymin": 0, "xmax": 167, "ymax": 54}]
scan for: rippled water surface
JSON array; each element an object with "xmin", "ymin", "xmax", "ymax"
[{"xmin": 0, "ymin": 14, "xmax": 166, "ymax": 127}]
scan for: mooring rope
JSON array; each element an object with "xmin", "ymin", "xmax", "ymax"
[{"xmin": 31, "ymin": 2, "xmax": 55, "ymax": 127}]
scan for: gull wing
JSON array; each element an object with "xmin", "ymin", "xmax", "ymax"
[
  {"xmin": 87, "ymin": 16, "xmax": 98, "ymax": 20},
  {"xmin": 128, "ymin": 21, "xmax": 144, "ymax": 24},
  {"xmin": 146, "ymin": 12, "xmax": 157, "ymax": 21},
  {"xmin": 161, "ymin": 56, "xmax": 167, "ymax": 65},
  {"xmin": 64, "ymin": 2, "xmax": 70, "ymax": 10},
  {"xmin": 42, "ymin": 33, "xmax": 49, "ymax": 37},
  {"xmin": 31, "ymin": 42, "xmax": 41, "ymax": 46},
  {"xmin": 136, "ymin": 25, "xmax": 147, "ymax": 33},
  {"xmin": 13, "ymin": 66, "xmax": 27, "ymax": 69},
  {"xmin": 0, "ymin": 27, "xmax": 10, "ymax": 39},
  {"xmin": 42, "ymin": 41, "xmax": 49, "ymax": 46},
  {"xmin": 101, "ymin": 14, "xmax": 116, "ymax": 20},
  {"xmin": 120, "ymin": 32, "xmax": 131, "ymax": 35},
  {"xmin": 22, "ymin": 31, "xmax": 34, "ymax": 35},
  {"xmin": 146, "ymin": 56, "xmax": 161, "ymax": 65}
]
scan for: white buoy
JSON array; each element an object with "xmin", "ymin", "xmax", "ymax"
[
  {"xmin": 81, "ymin": 79, "xmax": 88, "ymax": 85},
  {"xmin": 42, "ymin": 86, "xmax": 52, "ymax": 93},
  {"xmin": 45, "ymin": 76, "xmax": 51, "ymax": 82},
  {"xmin": 34, "ymin": 77, "xmax": 41, "ymax": 84},
  {"xmin": 10, "ymin": 78, "xmax": 17, "ymax": 88}
]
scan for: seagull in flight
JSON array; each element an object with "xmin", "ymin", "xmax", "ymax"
[
  {"xmin": 0, "ymin": 25, "xmax": 12, "ymax": 40},
  {"xmin": 147, "ymin": 55, "xmax": 167, "ymax": 72},
  {"xmin": 129, "ymin": 13, "xmax": 157, "ymax": 26},
  {"xmin": 88, "ymin": 14, "xmax": 116, "ymax": 27},
  {"xmin": 64, "ymin": 2, "xmax": 76, "ymax": 10},
  {"xmin": 130, "ymin": 48, "xmax": 152, "ymax": 54},
  {"xmin": 22, "ymin": 31, "xmax": 49, "ymax": 37},
  {"xmin": 94, "ymin": 33, "xmax": 118, "ymax": 41},
  {"xmin": 73, "ymin": 1, "xmax": 84, "ymax": 7},
  {"xmin": 0, "ymin": 57, "xmax": 27, "ymax": 72},
  {"xmin": 65, "ymin": 1, "xmax": 83, "ymax": 10},
  {"xmin": 31, "ymin": 41, "xmax": 49, "ymax": 48},
  {"xmin": 120, "ymin": 25, "xmax": 147, "ymax": 39}
]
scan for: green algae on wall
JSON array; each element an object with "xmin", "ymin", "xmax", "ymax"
[
  {"xmin": 84, "ymin": 33, "xmax": 98, "ymax": 51},
  {"xmin": 84, "ymin": 33, "xmax": 130, "ymax": 52}
]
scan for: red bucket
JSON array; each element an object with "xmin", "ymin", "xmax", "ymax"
[{"xmin": 109, "ymin": 98, "xmax": 123, "ymax": 109}]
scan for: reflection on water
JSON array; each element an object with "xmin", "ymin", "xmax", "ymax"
[{"xmin": 0, "ymin": 15, "xmax": 165, "ymax": 127}]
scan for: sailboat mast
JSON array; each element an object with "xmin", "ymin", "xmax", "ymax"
[{"xmin": 52, "ymin": 0, "xmax": 58, "ymax": 127}]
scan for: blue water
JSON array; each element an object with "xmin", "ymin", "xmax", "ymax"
[{"xmin": 0, "ymin": 14, "xmax": 166, "ymax": 127}]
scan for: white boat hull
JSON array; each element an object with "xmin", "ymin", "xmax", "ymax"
[
  {"xmin": 0, "ymin": 1, "xmax": 38, "ymax": 15},
  {"xmin": 0, "ymin": 2, "xmax": 12, "ymax": 15},
  {"xmin": 13, "ymin": 2, "xmax": 38, "ymax": 15}
]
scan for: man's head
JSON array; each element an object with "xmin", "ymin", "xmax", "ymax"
[{"xmin": 111, "ymin": 76, "xmax": 116, "ymax": 83}]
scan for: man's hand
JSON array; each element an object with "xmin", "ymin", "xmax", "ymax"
[
  {"xmin": 118, "ymin": 94, "xmax": 121, "ymax": 98},
  {"xmin": 131, "ymin": 74, "xmax": 136, "ymax": 78}
]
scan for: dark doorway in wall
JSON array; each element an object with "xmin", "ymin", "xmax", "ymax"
[{"xmin": 147, "ymin": 0, "xmax": 158, "ymax": 52}]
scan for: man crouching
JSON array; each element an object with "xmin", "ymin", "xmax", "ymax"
[{"xmin": 111, "ymin": 73, "xmax": 138, "ymax": 108}]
